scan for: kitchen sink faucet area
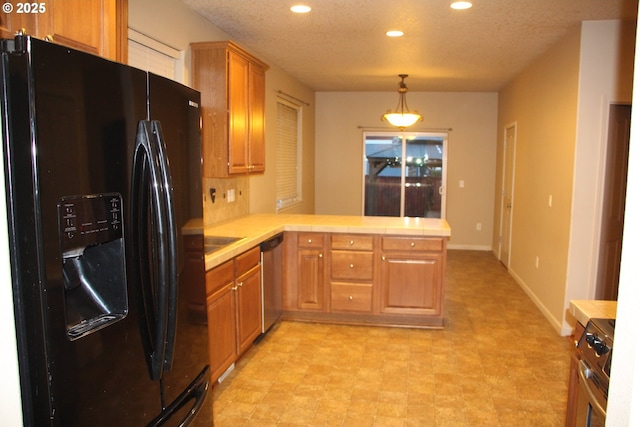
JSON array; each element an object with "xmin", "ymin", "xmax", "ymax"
[{"xmin": 211, "ymin": 250, "xmax": 572, "ymax": 427}]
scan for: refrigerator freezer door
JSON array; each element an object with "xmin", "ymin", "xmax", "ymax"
[{"xmin": 2, "ymin": 36, "xmax": 165, "ymax": 426}]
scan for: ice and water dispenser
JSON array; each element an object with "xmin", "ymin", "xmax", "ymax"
[{"xmin": 58, "ymin": 193, "xmax": 128, "ymax": 340}]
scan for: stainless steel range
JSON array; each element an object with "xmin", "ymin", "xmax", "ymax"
[{"xmin": 574, "ymin": 318, "xmax": 615, "ymax": 427}]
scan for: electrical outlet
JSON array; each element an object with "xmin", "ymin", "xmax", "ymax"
[
  {"xmin": 535, "ymin": 256, "xmax": 539, "ymax": 269},
  {"xmin": 227, "ymin": 189, "xmax": 235, "ymax": 203}
]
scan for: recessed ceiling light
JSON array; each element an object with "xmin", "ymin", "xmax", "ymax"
[
  {"xmin": 290, "ymin": 5, "xmax": 311, "ymax": 13},
  {"xmin": 450, "ymin": 1, "xmax": 472, "ymax": 10},
  {"xmin": 386, "ymin": 30, "xmax": 404, "ymax": 37}
]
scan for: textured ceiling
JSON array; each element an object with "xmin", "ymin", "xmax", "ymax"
[{"xmin": 182, "ymin": 0, "xmax": 638, "ymax": 92}]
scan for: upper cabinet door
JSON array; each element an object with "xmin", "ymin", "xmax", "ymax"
[
  {"xmin": 0, "ymin": 0, "xmax": 127, "ymax": 62},
  {"xmin": 228, "ymin": 51, "xmax": 250, "ymax": 174},
  {"xmin": 248, "ymin": 63, "xmax": 266, "ymax": 173},
  {"xmin": 191, "ymin": 40, "xmax": 269, "ymax": 178}
]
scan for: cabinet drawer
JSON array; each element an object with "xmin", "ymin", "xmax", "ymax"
[
  {"xmin": 331, "ymin": 283, "xmax": 373, "ymax": 312},
  {"xmin": 330, "ymin": 251, "xmax": 373, "ymax": 280},
  {"xmin": 382, "ymin": 236, "xmax": 443, "ymax": 252},
  {"xmin": 206, "ymin": 259, "xmax": 234, "ymax": 295},
  {"xmin": 298, "ymin": 232, "xmax": 324, "ymax": 249},
  {"xmin": 236, "ymin": 246, "xmax": 260, "ymax": 276},
  {"xmin": 331, "ymin": 234, "xmax": 373, "ymax": 251}
]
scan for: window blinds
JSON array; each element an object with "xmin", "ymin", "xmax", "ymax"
[
  {"xmin": 127, "ymin": 30, "xmax": 179, "ymax": 80},
  {"xmin": 276, "ymin": 101, "xmax": 300, "ymax": 209}
]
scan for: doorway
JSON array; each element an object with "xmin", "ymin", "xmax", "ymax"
[
  {"xmin": 499, "ymin": 124, "xmax": 516, "ymax": 268},
  {"xmin": 363, "ymin": 132, "xmax": 447, "ymax": 218},
  {"xmin": 596, "ymin": 104, "xmax": 631, "ymax": 300}
]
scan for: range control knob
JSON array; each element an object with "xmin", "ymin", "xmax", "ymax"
[{"xmin": 594, "ymin": 341, "xmax": 610, "ymax": 357}]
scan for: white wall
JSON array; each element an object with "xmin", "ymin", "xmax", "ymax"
[
  {"xmin": 494, "ymin": 20, "xmax": 635, "ymax": 335},
  {"xmin": 315, "ymin": 91, "xmax": 498, "ymax": 249},
  {"xmin": 565, "ymin": 20, "xmax": 635, "ymax": 328},
  {"xmin": 0, "ymin": 136, "xmax": 23, "ymax": 426},
  {"xmin": 606, "ymin": 16, "xmax": 640, "ymax": 426}
]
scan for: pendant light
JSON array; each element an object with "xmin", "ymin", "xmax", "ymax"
[{"xmin": 382, "ymin": 74, "xmax": 423, "ymax": 130}]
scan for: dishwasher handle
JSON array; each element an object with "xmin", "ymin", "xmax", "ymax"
[{"xmin": 260, "ymin": 233, "xmax": 283, "ymax": 252}]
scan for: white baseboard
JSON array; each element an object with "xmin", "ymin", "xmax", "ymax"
[
  {"xmin": 447, "ymin": 244, "xmax": 493, "ymax": 251},
  {"xmin": 508, "ymin": 268, "xmax": 571, "ymax": 336}
]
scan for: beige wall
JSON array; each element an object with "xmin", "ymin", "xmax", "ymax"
[
  {"xmin": 494, "ymin": 20, "xmax": 635, "ymax": 334},
  {"xmin": 129, "ymin": 0, "xmax": 316, "ymax": 225},
  {"xmin": 315, "ymin": 91, "xmax": 498, "ymax": 249}
]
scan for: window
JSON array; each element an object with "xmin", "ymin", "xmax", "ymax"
[
  {"xmin": 363, "ymin": 132, "xmax": 447, "ymax": 218},
  {"xmin": 127, "ymin": 29, "xmax": 181, "ymax": 81},
  {"xmin": 276, "ymin": 98, "xmax": 302, "ymax": 211}
]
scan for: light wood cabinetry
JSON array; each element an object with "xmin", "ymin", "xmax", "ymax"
[
  {"xmin": 234, "ymin": 247, "xmax": 263, "ymax": 355},
  {"xmin": 283, "ymin": 232, "xmax": 328, "ymax": 311},
  {"xmin": 283, "ymin": 232, "xmax": 446, "ymax": 328},
  {"xmin": 205, "ymin": 246, "xmax": 262, "ymax": 381},
  {"xmin": 330, "ymin": 234, "xmax": 374, "ymax": 313},
  {"xmin": 379, "ymin": 236, "xmax": 444, "ymax": 318},
  {"xmin": 206, "ymin": 260, "xmax": 236, "ymax": 381},
  {"xmin": 191, "ymin": 41, "xmax": 269, "ymax": 178},
  {"xmin": 0, "ymin": 0, "xmax": 128, "ymax": 62},
  {"xmin": 565, "ymin": 321, "xmax": 585, "ymax": 427}
]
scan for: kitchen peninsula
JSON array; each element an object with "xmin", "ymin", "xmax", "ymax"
[{"xmin": 185, "ymin": 214, "xmax": 451, "ymax": 380}]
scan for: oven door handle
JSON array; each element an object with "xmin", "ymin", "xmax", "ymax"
[{"xmin": 578, "ymin": 359, "xmax": 607, "ymax": 418}]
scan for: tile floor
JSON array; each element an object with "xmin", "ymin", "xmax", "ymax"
[{"xmin": 212, "ymin": 250, "xmax": 573, "ymax": 426}]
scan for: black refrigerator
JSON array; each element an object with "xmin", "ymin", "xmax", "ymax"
[{"xmin": 1, "ymin": 35, "xmax": 213, "ymax": 426}]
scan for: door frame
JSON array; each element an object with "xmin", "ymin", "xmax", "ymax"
[
  {"xmin": 499, "ymin": 122, "xmax": 517, "ymax": 267},
  {"xmin": 361, "ymin": 131, "xmax": 448, "ymax": 218}
]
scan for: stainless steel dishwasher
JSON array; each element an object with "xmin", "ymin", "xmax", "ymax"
[{"xmin": 260, "ymin": 233, "xmax": 283, "ymax": 333}]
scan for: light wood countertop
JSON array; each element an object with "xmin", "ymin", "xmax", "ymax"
[
  {"xmin": 183, "ymin": 214, "xmax": 451, "ymax": 271},
  {"xmin": 569, "ymin": 299, "xmax": 617, "ymax": 327}
]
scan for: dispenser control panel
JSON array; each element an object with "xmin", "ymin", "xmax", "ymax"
[{"xmin": 59, "ymin": 193, "xmax": 123, "ymax": 255}]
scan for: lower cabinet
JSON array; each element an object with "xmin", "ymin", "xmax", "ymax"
[
  {"xmin": 283, "ymin": 231, "xmax": 446, "ymax": 328},
  {"xmin": 206, "ymin": 246, "xmax": 262, "ymax": 381},
  {"xmin": 379, "ymin": 236, "xmax": 444, "ymax": 317},
  {"xmin": 565, "ymin": 321, "xmax": 586, "ymax": 427}
]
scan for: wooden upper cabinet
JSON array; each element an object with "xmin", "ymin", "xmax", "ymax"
[
  {"xmin": 191, "ymin": 40, "xmax": 269, "ymax": 178},
  {"xmin": 0, "ymin": 0, "xmax": 127, "ymax": 63}
]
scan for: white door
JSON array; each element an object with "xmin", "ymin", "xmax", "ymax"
[{"xmin": 500, "ymin": 124, "xmax": 516, "ymax": 267}]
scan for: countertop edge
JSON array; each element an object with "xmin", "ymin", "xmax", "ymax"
[
  {"xmin": 194, "ymin": 214, "xmax": 451, "ymax": 271},
  {"xmin": 569, "ymin": 299, "xmax": 617, "ymax": 327}
]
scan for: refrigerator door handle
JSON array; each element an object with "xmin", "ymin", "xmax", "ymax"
[
  {"xmin": 131, "ymin": 120, "xmax": 177, "ymax": 381},
  {"xmin": 150, "ymin": 120, "xmax": 179, "ymax": 372},
  {"xmin": 147, "ymin": 366, "xmax": 211, "ymax": 427}
]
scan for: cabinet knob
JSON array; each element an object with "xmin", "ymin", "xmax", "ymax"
[
  {"xmin": 307, "ymin": 239, "xmax": 312, "ymax": 243},
  {"xmin": 410, "ymin": 242, "xmax": 415, "ymax": 247},
  {"xmin": 349, "ymin": 240, "xmax": 354, "ymax": 245},
  {"xmin": 318, "ymin": 253, "xmax": 323, "ymax": 258},
  {"xmin": 237, "ymin": 281, "xmax": 244, "ymax": 287},
  {"xmin": 382, "ymin": 256, "xmax": 386, "ymax": 261},
  {"xmin": 349, "ymin": 296, "xmax": 353, "ymax": 301},
  {"xmin": 231, "ymin": 286, "xmax": 238, "ymax": 291},
  {"xmin": 349, "ymin": 264, "xmax": 354, "ymax": 268}
]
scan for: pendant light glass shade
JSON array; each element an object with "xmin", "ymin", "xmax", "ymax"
[{"xmin": 382, "ymin": 74, "xmax": 423, "ymax": 129}]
